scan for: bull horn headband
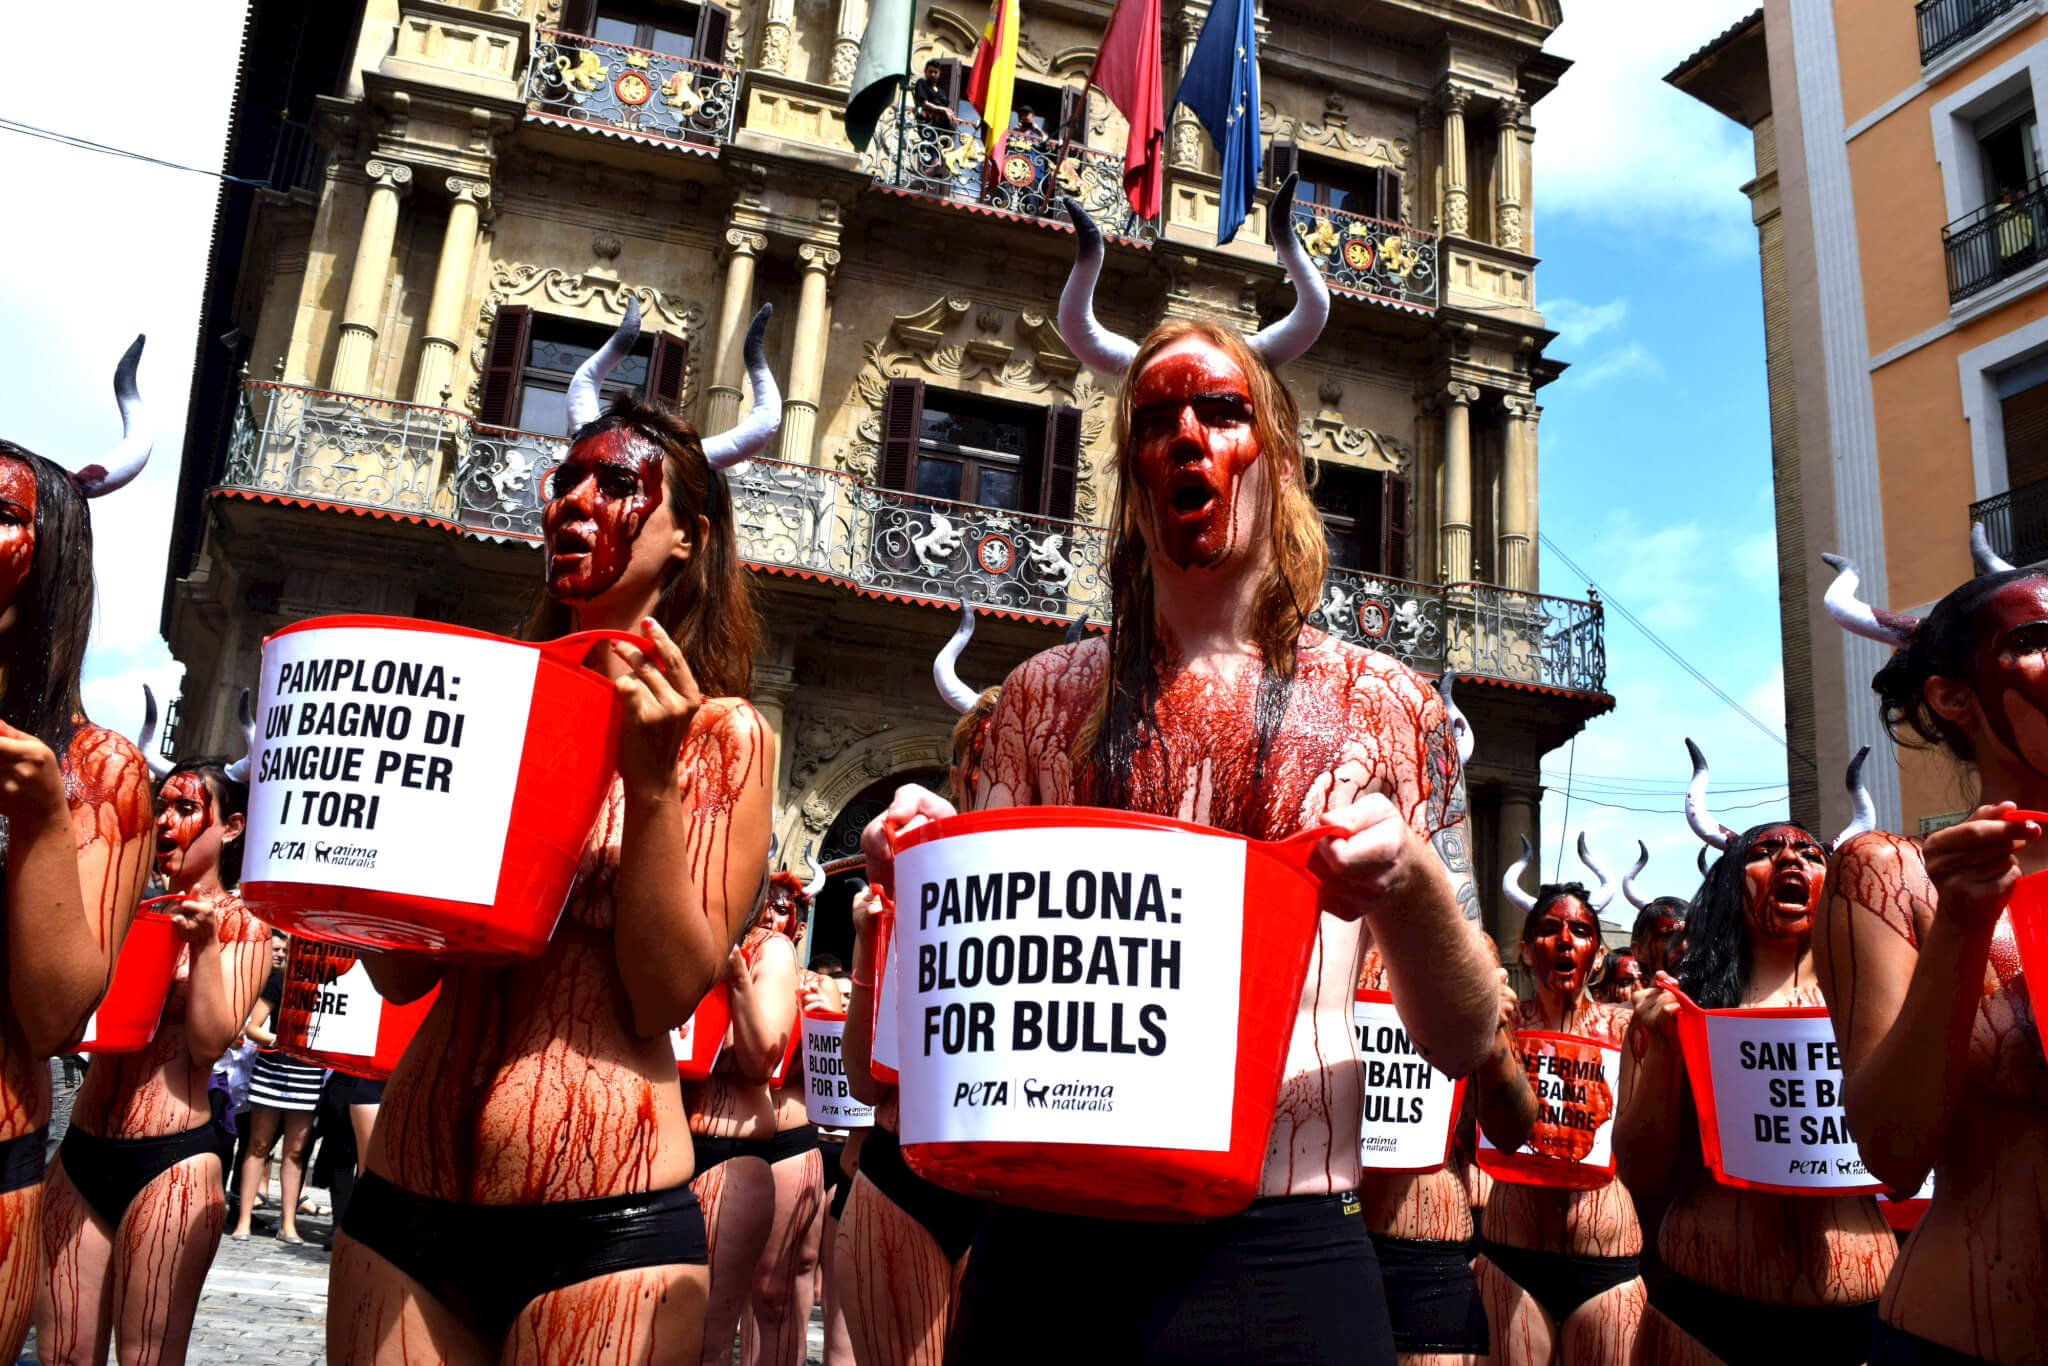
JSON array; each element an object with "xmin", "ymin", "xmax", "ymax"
[
  {"xmin": 226, "ymin": 690, "xmax": 256, "ymax": 783},
  {"xmin": 1437, "ymin": 672, "xmax": 1475, "ymax": 767},
  {"xmin": 935, "ymin": 591, "xmax": 982, "ymax": 713},
  {"xmin": 1972, "ymin": 522, "xmax": 2018, "ymax": 576},
  {"xmin": 70, "ymin": 336, "xmax": 152, "ymax": 499},
  {"xmin": 1576, "ymin": 832, "xmax": 1619, "ymax": 914},
  {"xmin": 1685, "ymin": 738, "xmax": 1736, "ymax": 851},
  {"xmin": 1820, "ymin": 552, "xmax": 1918, "ymax": 649},
  {"xmin": 1503, "ymin": 834, "xmax": 1537, "ymax": 915},
  {"xmin": 1835, "ymin": 745, "xmax": 1876, "ymax": 849},
  {"xmin": 1622, "ymin": 840, "xmax": 1652, "ymax": 912},
  {"xmin": 1057, "ymin": 173, "xmax": 1329, "ymax": 375},
  {"xmin": 1065, "ymin": 611, "xmax": 1090, "ymax": 646},
  {"xmin": 136, "ymin": 684, "xmax": 172, "ymax": 781},
  {"xmin": 565, "ymin": 300, "xmax": 782, "ymax": 470},
  {"xmin": 804, "ymin": 853, "xmax": 829, "ymax": 900}
]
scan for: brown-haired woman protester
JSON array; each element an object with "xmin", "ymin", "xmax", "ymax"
[
  {"xmin": 0, "ymin": 338, "xmax": 158, "ymax": 1359},
  {"xmin": 1814, "ymin": 530, "xmax": 2048, "ymax": 1365},
  {"xmin": 862, "ymin": 182, "xmax": 1498, "ymax": 1364},
  {"xmin": 1615, "ymin": 743, "xmax": 1896, "ymax": 1366},
  {"xmin": 40, "ymin": 740, "xmax": 269, "ymax": 1366},
  {"xmin": 328, "ymin": 302, "xmax": 779, "ymax": 1365},
  {"xmin": 1476, "ymin": 840, "xmax": 1643, "ymax": 1366}
]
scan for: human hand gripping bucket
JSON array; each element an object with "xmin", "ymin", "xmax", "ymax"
[
  {"xmin": 274, "ymin": 935, "xmax": 438, "ymax": 1080},
  {"xmin": 239, "ymin": 615, "xmax": 649, "ymax": 961},
  {"xmin": 886, "ymin": 806, "xmax": 1330, "ymax": 1222},
  {"xmin": 76, "ymin": 894, "xmax": 185, "ymax": 1053},
  {"xmin": 1476, "ymin": 1030, "xmax": 1623, "ymax": 1191}
]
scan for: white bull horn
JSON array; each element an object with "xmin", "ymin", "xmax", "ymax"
[
  {"xmin": 1577, "ymin": 832, "xmax": 1619, "ymax": 914},
  {"xmin": 136, "ymin": 684, "xmax": 172, "ymax": 780},
  {"xmin": 565, "ymin": 296, "xmax": 641, "ymax": 434},
  {"xmin": 935, "ymin": 592, "xmax": 981, "ymax": 713},
  {"xmin": 1685, "ymin": 738, "xmax": 1735, "ymax": 851},
  {"xmin": 1834, "ymin": 745, "xmax": 1876, "ymax": 849},
  {"xmin": 1057, "ymin": 197, "xmax": 1141, "ymax": 375},
  {"xmin": 1622, "ymin": 840, "xmax": 1652, "ymax": 912},
  {"xmin": 1246, "ymin": 174, "xmax": 1330, "ymax": 367},
  {"xmin": 1437, "ymin": 672, "xmax": 1475, "ymax": 767},
  {"xmin": 73, "ymin": 335, "xmax": 152, "ymax": 499},
  {"xmin": 1972, "ymin": 522, "xmax": 2018, "ymax": 576},
  {"xmin": 702, "ymin": 304, "xmax": 782, "ymax": 470},
  {"xmin": 1503, "ymin": 834, "xmax": 1538, "ymax": 915},
  {"xmin": 1820, "ymin": 552, "xmax": 1918, "ymax": 649},
  {"xmin": 803, "ymin": 852, "xmax": 829, "ymax": 899},
  {"xmin": 226, "ymin": 689, "xmax": 256, "ymax": 783}
]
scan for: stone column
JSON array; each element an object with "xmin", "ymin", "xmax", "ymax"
[
  {"xmin": 831, "ymin": 0, "xmax": 865, "ymax": 88},
  {"xmin": 1170, "ymin": 7, "xmax": 1207, "ymax": 171},
  {"xmin": 783, "ymin": 244, "xmax": 841, "ymax": 467},
  {"xmin": 1495, "ymin": 788, "xmax": 1540, "ymax": 949},
  {"xmin": 759, "ymin": 0, "xmax": 795, "ymax": 74},
  {"xmin": 1439, "ymin": 383, "xmax": 1479, "ymax": 584},
  {"xmin": 412, "ymin": 178, "xmax": 490, "ymax": 407},
  {"xmin": 1498, "ymin": 395, "xmax": 1534, "ymax": 590},
  {"xmin": 1495, "ymin": 99, "xmax": 1526, "ymax": 250},
  {"xmin": 330, "ymin": 159, "xmax": 413, "ymax": 393},
  {"xmin": 1440, "ymin": 87, "xmax": 1469, "ymax": 239},
  {"xmin": 751, "ymin": 670, "xmax": 798, "ymax": 812},
  {"xmin": 705, "ymin": 228, "xmax": 769, "ymax": 436}
]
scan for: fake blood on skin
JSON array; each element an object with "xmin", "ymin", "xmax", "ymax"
[
  {"xmin": 542, "ymin": 427, "xmax": 663, "ymax": 602},
  {"xmin": 1126, "ymin": 347, "xmax": 1264, "ymax": 573}
]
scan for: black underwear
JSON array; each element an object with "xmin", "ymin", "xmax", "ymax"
[
  {"xmin": 332, "ymin": 1073, "xmax": 387, "ymax": 1107},
  {"xmin": 950, "ymin": 1193, "xmax": 1394, "ymax": 1366},
  {"xmin": 58, "ymin": 1122, "xmax": 231, "ymax": 1229},
  {"xmin": 0, "ymin": 1127, "xmax": 46, "ymax": 1195},
  {"xmin": 1650, "ymin": 1270, "xmax": 1877, "ymax": 1366},
  {"xmin": 693, "ymin": 1132, "xmax": 773, "ymax": 1174},
  {"xmin": 761, "ymin": 1123, "xmax": 819, "ymax": 1165},
  {"xmin": 1370, "ymin": 1233, "xmax": 1489, "ymax": 1355},
  {"xmin": 1477, "ymin": 1236, "xmax": 1640, "ymax": 1324},
  {"xmin": 857, "ymin": 1126, "xmax": 983, "ymax": 1264},
  {"xmin": 1869, "ymin": 1322, "xmax": 2001, "ymax": 1366},
  {"xmin": 342, "ymin": 1169, "xmax": 707, "ymax": 1343},
  {"xmin": 819, "ymin": 1138, "xmax": 851, "ymax": 1222}
]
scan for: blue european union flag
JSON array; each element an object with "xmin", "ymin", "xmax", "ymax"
[{"xmin": 1171, "ymin": 0, "xmax": 1261, "ymax": 244}]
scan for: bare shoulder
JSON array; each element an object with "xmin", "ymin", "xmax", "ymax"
[
  {"xmin": 63, "ymin": 721, "xmax": 154, "ymax": 831},
  {"xmin": 1006, "ymin": 637, "xmax": 1105, "ymax": 702},
  {"xmin": 1307, "ymin": 634, "xmax": 1444, "ymax": 725},
  {"xmin": 1825, "ymin": 830, "xmax": 1928, "ymax": 946}
]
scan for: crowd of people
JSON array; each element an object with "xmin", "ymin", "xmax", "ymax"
[{"xmin": 0, "ymin": 183, "xmax": 2039, "ymax": 1366}]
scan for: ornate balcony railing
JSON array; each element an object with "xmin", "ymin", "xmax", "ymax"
[
  {"xmin": 222, "ymin": 383, "xmax": 462, "ymax": 521},
  {"xmin": 1289, "ymin": 199, "xmax": 1438, "ymax": 313},
  {"xmin": 1943, "ymin": 176, "xmax": 2048, "ymax": 303},
  {"xmin": 1916, "ymin": 0, "xmax": 2027, "ymax": 63},
  {"xmin": 1310, "ymin": 569, "xmax": 1446, "ymax": 673},
  {"xmin": 1311, "ymin": 567, "xmax": 1607, "ymax": 695},
  {"xmin": 863, "ymin": 94, "xmax": 1155, "ymax": 240},
  {"xmin": 525, "ymin": 29, "xmax": 741, "ymax": 151},
  {"xmin": 1970, "ymin": 474, "xmax": 2048, "ymax": 567}
]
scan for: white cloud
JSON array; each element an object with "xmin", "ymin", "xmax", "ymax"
[
  {"xmin": 1567, "ymin": 341, "xmax": 1664, "ymax": 388},
  {"xmin": 1731, "ymin": 530, "xmax": 1780, "ymax": 592},
  {"xmin": 1533, "ymin": 0, "xmax": 1766, "ymax": 254},
  {"xmin": 1541, "ymin": 297, "xmax": 1630, "ymax": 350}
]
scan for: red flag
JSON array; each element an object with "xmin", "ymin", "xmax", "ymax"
[{"xmin": 1090, "ymin": 0, "xmax": 1164, "ymax": 221}]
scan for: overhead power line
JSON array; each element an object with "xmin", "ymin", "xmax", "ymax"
[{"xmin": 0, "ymin": 117, "xmax": 266, "ymax": 188}]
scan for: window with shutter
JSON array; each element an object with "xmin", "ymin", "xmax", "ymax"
[
  {"xmin": 879, "ymin": 378, "xmax": 926, "ymax": 491},
  {"xmin": 1382, "ymin": 471, "xmax": 1412, "ymax": 578},
  {"xmin": 1041, "ymin": 405, "xmax": 1082, "ymax": 520},
  {"xmin": 476, "ymin": 305, "xmax": 532, "ymax": 428},
  {"xmin": 694, "ymin": 2, "xmax": 731, "ymax": 65},
  {"xmin": 1056, "ymin": 84, "xmax": 1088, "ymax": 145},
  {"xmin": 1373, "ymin": 169, "xmax": 1402, "ymax": 223},
  {"xmin": 1269, "ymin": 139, "xmax": 1300, "ymax": 187},
  {"xmin": 648, "ymin": 332, "xmax": 689, "ymax": 407},
  {"xmin": 937, "ymin": 59, "xmax": 965, "ymax": 114},
  {"xmin": 560, "ymin": 0, "xmax": 598, "ymax": 34},
  {"xmin": 1307, "ymin": 459, "xmax": 1386, "ymax": 573}
]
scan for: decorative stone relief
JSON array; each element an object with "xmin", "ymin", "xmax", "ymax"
[
  {"xmin": 466, "ymin": 264, "xmax": 706, "ymax": 412},
  {"xmin": 789, "ymin": 709, "xmax": 894, "ymax": 790}
]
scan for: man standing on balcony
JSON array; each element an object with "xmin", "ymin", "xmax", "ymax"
[
  {"xmin": 911, "ymin": 62, "xmax": 959, "ymax": 176},
  {"xmin": 858, "ymin": 185, "xmax": 1500, "ymax": 1364}
]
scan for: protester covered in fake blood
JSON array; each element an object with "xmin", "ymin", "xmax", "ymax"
[
  {"xmin": 1475, "ymin": 839, "xmax": 1644, "ymax": 1366},
  {"xmin": 39, "ymin": 748, "xmax": 268, "ymax": 1366},
  {"xmin": 859, "ymin": 179, "xmax": 1499, "ymax": 1365},
  {"xmin": 1619, "ymin": 844, "xmax": 1689, "ymax": 984},
  {"xmin": 0, "ymin": 339, "xmax": 158, "ymax": 1359},
  {"xmin": 328, "ymin": 302, "xmax": 780, "ymax": 1366},
  {"xmin": 1811, "ymin": 531, "xmax": 2048, "ymax": 1366},
  {"xmin": 1614, "ymin": 741, "xmax": 1895, "ymax": 1366}
]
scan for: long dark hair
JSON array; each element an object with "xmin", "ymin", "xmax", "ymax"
[
  {"xmin": 0, "ymin": 443, "xmax": 94, "ymax": 754},
  {"xmin": 1872, "ymin": 566, "xmax": 2043, "ymax": 761},
  {"xmin": 1520, "ymin": 882, "xmax": 1594, "ymax": 951},
  {"xmin": 162, "ymin": 757, "xmax": 249, "ymax": 889},
  {"xmin": 1631, "ymin": 896, "xmax": 1688, "ymax": 943},
  {"xmin": 1674, "ymin": 821, "xmax": 1818, "ymax": 1009},
  {"xmin": 524, "ymin": 395, "xmax": 758, "ymax": 698}
]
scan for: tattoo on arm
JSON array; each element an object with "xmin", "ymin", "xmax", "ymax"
[{"xmin": 1432, "ymin": 823, "xmax": 1481, "ymax": 923}]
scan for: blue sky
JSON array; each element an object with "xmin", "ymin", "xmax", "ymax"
[{"xmin": 0, "ymin": 1, "xmax": 1798, "ymax": 921}]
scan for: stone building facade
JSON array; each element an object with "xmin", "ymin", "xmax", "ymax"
[{"xmin": 161, "ymin": 0, "xmax": 1605, "ymax": 953}]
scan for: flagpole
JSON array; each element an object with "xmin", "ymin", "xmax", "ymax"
[{"xmin": 896, "ymin": 2, "xmax": 916, "ymax": 187}]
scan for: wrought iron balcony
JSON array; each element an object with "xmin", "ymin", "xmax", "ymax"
[
  {"xmin": 524, "ymin": 28, "xmax": 740, "ymax": 152},
  {"xmin": 1288, "ymin": 199, "xmax": 1438, "ymax": 314},
  {"xmin": 1917, "ymin": 0, "xmax": 2028, "ymax": 64},
  {"xmin": 1311, "ymin": 567, "xmax": 1607, "ymax": 696},
  {"xmin": 222, "ymin": 383, "xmax": 462, "ymax": 523},
  {"xmin": 863, "ymin": 94, "xmax": 1155, "ymax": 240},
  {"xmin": 1943, "ymin": 177, "xmax": 2048, "ymax": 303},
  {"xmin": 1971, "ymin": 474, "xmax": 2048, "ymax": 567}
]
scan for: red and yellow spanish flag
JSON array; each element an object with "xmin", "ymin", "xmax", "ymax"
[{"xmin": 964, "ymin": 0, "xmax": 1022, "ymax": 166}]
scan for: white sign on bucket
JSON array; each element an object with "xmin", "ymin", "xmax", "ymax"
[
  {"xmin": 1354, "ymin": 992, "xmax": 1462, "ymax": 1172},
  {"xmin": 804, "ymin": 1014, "xmax": 876, "ymax": 1127},
  {"xmin": 291, "ymin": 955, "xmax": 381, "ymax": 1057},
  {"xmin": 243, "ymin": 626, "xmax": 538, "ymax": 906},
  {"xmin": 1681, "ymin": 1006, "xmax": 1882, "ymax": 1194},
  {"xmin": 872, "ymin": 934, "xmax": 900, "ymax": 1081},
  {"xmin": 892, "ymin": 823, "xmax": 1246, "ymax": 1151}
]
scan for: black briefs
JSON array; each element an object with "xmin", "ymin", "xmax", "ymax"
[
  {"xmin": 949, "ymin": 1193, "xmax": 1394, "ymax": 1366},
  {"xmin": 856, "ymin": 1126, "xmax": 983, "ymax": 1264},
  {"xmin": 1869, "ymin": 1322, "xmax": 2002, "ymax": 1366},
  {"xmin": 1477, "ymin": 1236, "xmax": 1641, "ymax": 1324},
  {"xmin": 1650, "ymin": 1270, "xmax": 1877, "ymax": 1366},
  {"xmin": 819, "ymin": 1138, "xmax": 852, "ymax": 1222},
  {"xmin": 342, "ymin": 1169, "xmax": 707, "ymax": 1343},
  {"xmin": 761, "ymin": 1123, "xmax": 819, "ymax": 1165},
  {"xmin": 692, "ymin": 1132, "xmax": 773, "ymax": 1174},
  {"xmin": 1370, "ymin": 1233, "xmax": 1489, "ymax": 1355},
  {"xmin": 331, "ymin": 1073, "xmax": 387, "ymax": 1107},
  {"xmin": 58, "ymin": 1122, "xmax": 230, "ymax": 1229},
  {"xmin": 0, "ymin": 1127, "xmax": 46, "ymax": 1196}
]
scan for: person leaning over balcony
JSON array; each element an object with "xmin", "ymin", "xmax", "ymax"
[
  {"xmin": 326, "ymin": 302, "xmax": 782, "ymax": 1366},
  {"xmin": 0, "ymin": 338, "xmax": 158, "ymax": 1362},
  {"xmin": 1812, "ymin": 528, "xmax": 2048, "ymax": 1366},
  {"xmin": 911, "ymin": 62, "xmax": 959, "ymax": 174},
  {"xmin": 860, "ymin": 181, "xmax": 1499, "ymax": 1365}
]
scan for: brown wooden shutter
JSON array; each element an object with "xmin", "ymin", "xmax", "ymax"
[
  {"xmin": 2003, "ymin": 384, "xmax": 2048, "ymax": 488},
  {"xmin": 879, "ymin": 378, "xmax": 925, "ymax": 491},
  {"xmin": 937, "ymin": 59, "xmax": 965, "ymax": 112},
  {"xmin": 475, "ymin": 305, "xmax": 531, "ymax": 428},
  {"xmin": 1057, "ymin": 84, "xmax": 1087, "ymax": 143},
  {"xmin": 1040, "ymin": 403, "xmax": 1082, "ymax": 520},
  {"xmin": 560, "ymin": 0, "xmax": 597, "ymax": 34},
  {"xmin": 1374, "ymin": 169, "xmax": 1402, "ymax": 223},
  {"xmin": 648, "ymin": 331, "xmax": 689, "ymax": 406},
  {"xmin": 694, "ymin": 3, "xmax": 732, "ymax": 65},
  {"xmin": 1269, "ymin": 138, "xmax": 1299, "ymax": 187},
  {"xmin": 1382, "ymin": 471, "xmax": 1411, "ymax": 579}
]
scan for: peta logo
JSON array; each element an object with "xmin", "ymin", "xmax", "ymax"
[
  {"xmin": 269, "ymin": 840, "xmax": 307, "ymax": 860},
  {"xmin": 951, "ymin": 1081, "xmax": 1008, "ymax": 1107}
]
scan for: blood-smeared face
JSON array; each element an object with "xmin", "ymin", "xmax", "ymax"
[
  {"xmin": 1607, "ymin": 950, "xmax": 1644, "ymax": 998},
  {"xmin": 1127, "ymin": 339, "xmax": 1269, "ymax": 572},
  {"xmin": 0, "ymin": 457, "xmax": 37, "ymax": 614},
  {"xmin": 1741, "ymin": 823, "xmax": 1827, "ymax": 944},
  {"xmin": 155, "ymin": 771, "xmax": 218, "ymax": 886},
  {"xmin": 1635, "ymin": 913, "xmax": 1685, "ymax": 976},
  {"xmin": 542, "ymin": 426, "xmax": 665, "ymax": 602},
  {"xmin": 1525, "ymin": 895, "xmax": 1601, "ymax": 998},
  {"xmin": 1969, "ymin": 577, "xmax": 2048, "ymax": 775}
]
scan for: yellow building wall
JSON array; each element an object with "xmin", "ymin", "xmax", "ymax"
[{"xmin": 1835, "ymin": 0, "xmax": 1925, "ymax": 125}]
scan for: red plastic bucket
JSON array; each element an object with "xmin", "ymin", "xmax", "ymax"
[
  {"xmin": 886, "ymin": 805, "xmax": 1332, "ymax": 1221},
  {"xmin": 1476, "ymin": 1030, "xmax": 1623, "ymax": 1190},
  {"xmin": 76, "ymin": 895, "xmax": 185, "ymax": 1053},
  {"xmin": 274, "ymin": 935, "xmax": 438, "ymax": 1080},
  {"xmin": 239, "ymin": 614, "xmax": 645, "ymax": 961},
  {"xmin": 674, "ymin": 984, "xmax": 730, "ymax": 1081},
  {"xmin": 802, "ymin": 1005, "xmax": 875, "ymax": 1127},
  {"xmin": 2002, "ymin": 865, "xmax": 2048, "ymax": 1055},
  {"xmin": 869, "ymin": 896, "xmax": 899, "ymax": 1087},
  {"xmin": 1354, "ymin": 988, "xmax": 1465, "ymax": 1173}
]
